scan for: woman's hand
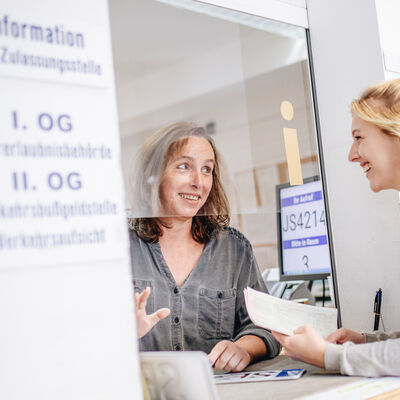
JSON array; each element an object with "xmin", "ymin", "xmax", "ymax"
[
  {"xmin": 134, "ymin": 287, "xmax": 170, "ymax": 339},
  {"xmin": 271, "ymin": 325, "xmax": 326, "ymax": 368},
  {"xmin": 208, "ymin": 340, "xmax": 251, "ymax": 372},
  {"xmin": 326, "ymin": 328, "xmax": 365, "ymax": 344}
]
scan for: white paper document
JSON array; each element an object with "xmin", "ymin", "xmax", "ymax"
[{"xmin": 244, "ymin": 287, "xmax": 338, "ymax": 338}]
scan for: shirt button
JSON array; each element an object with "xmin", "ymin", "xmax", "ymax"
[
  {"xmin": 218, "ymin": 292, "xmax": 223, "ymax": 299},
  {"xmin": 175, "ymin": 345, "xmax": 181, "ymax": 351},
  {"xmin": 174, "ymin": 317, "xmax": 180, "ymax": 324},
  {"xmin": 174, "ymin": 287, "xmax": 178, "ymax": 294}
]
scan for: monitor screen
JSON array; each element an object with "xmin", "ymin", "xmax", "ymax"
[{"xmin": 276, "ymin": 176, "xmax": 331, "ymax": 281}]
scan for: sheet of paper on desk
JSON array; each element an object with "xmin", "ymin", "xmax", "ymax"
[
  {"xmin": 214, "ymin": 369, "xmax": 305, "ymax": 384},
  {"xmin": 244, "ymin": 287, "xmax": 337, "ymax": 338},
  {"xmin": 297, "ymin": 377, "xmax": 400, "ymax": 399}
]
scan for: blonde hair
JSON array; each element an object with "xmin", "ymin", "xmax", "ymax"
[
  {"xmin": 129, "ymin": 121, "xmax": 230, "ymax": 243},
  {"xmin": 351, "ymin": 78, "xmax": 400, "ymax": 137}
]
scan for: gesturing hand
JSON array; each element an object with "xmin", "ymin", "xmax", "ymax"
[
  {"xmin": 134, "ymin": 287, "xmax": 170, "ymax": 339},
  {"xmin": 326, "ymin": 328, "xmax": 365, "ymax": 344},
  {"xmin": 208, "ymin": 340, "xmax": 251, "ymax": 372},
  {"xmin": 271, "ymin": 325, "xmax": 326, "ymax": 368}
]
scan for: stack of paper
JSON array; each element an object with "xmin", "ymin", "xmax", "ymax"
[{"xmin": 244, "ymin": 287, "xmax": 338, "ymax": 338}]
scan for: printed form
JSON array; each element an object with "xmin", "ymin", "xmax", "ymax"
[{"xmin": 244, "ymin": 287, "xmax": 338, "ymax": 338}]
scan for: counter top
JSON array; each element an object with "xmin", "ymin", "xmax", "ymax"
[{"xmin": 216, "ymin": 355, "xmax": 361, "ymax": 400}]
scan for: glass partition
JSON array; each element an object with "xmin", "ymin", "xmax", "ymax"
[{"xmin": 109, "ymin": 0, "xmax": 333, "ymax": 305}]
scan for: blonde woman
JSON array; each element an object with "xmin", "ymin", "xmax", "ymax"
[
  {"xmin": 130, "ymin": 122, "xmax": 280, "ymax": 372},
  {"xmin": 272, "ymin": 78, "xmax": 400, "ymax": 377}
]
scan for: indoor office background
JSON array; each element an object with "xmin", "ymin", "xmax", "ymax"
[{"xmin": 109, "ymin": 0, "xmax": 326, "ymax": 298}]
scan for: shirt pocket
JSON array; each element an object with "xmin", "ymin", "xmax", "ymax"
[
  {"xmin": 198, "ymin": 287, "xmax": 236, "ymax": 340},
  {"xmin": 133, "ymin": 279, "xmax": 154, "ymax": 314}
]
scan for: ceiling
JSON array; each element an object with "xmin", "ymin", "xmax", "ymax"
[
  {"xmin": 108, "ymin": 0, "xmax": 304, "ymax": 85},
  {"xmin": 109, "ymin": 0, "xmax": 249, "ymax": 84},
  {"xmin": 108, "ymin": 0, "xmax": 308, "ymax": 137}
]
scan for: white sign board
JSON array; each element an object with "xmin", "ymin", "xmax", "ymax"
[
  {"xmin": 0, "ymin": 1, "xmax": 142, "ymax": 398},
  {"xmin": 0, "ymin": 1, "xmax": 128, "ymax": 268}
]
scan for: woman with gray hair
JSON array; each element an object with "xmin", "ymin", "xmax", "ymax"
[{"xmin": 130, "ymin": 121, "xmax": 280, "ymax": 372}]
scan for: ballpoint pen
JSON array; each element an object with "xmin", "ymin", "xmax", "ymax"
[{"xmin": 374, "ymin": 288, "xmax": 382, "ymax": 331}]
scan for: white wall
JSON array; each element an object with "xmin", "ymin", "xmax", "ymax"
[
  {"xmin": 375, "ymin": 0, "xmax": 400, "ymax": 80},
  {"xmin": 307, "ymin": 0, "xmax": 400, "ymax": 331}
]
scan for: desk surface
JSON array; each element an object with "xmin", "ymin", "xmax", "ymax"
[{"xmin": 216, "ymin": 355, "xmax": 361, "ymax": 400}]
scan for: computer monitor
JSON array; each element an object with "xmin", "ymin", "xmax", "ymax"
[{"xmin": 276, "ymin": 176, "xmax": 332, "ymax": 281}]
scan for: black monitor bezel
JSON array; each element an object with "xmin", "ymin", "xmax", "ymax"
[{"xmin": 276, "ymin": 175, "xmax": 331, "ymax": 281}]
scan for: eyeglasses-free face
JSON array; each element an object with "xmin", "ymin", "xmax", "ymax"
[
  {"xmin": 159, "ymin": 136, "xmax": 215, "ymax": 220},
  {"xmin": 348, "ymin": 115, "xmax": 400, "ymax": 192}
]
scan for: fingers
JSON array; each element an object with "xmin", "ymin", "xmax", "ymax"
[
  {"xmin": 156, "ymin": 308, "xmax": 171, "ymax": 320},
  {"xmin": 271, "ymin": 331, "xmax": 289, "ymax": 346},
  {"xmin": 273, "ymin": 326, "xmax": 326, "ymax": 368},
  {"xmin": 134, "ymin": 292, "xmax": 140, "ymax": 308},
  {"xmin": 326, "ymin": 328, "xmax": 348, "ymax": 344},
  {"xmin": 208, "ymin": 341, "xmax": 237, "ymax": 371},
  {"xmin": 326, "ymin": 328, "xmax": 364, "ymax": 344},
  {"xmin": 208, "ymin": 340, "xmax": 228, "ymax": 367},
  {"xmin": 234, "ymin": 357, "xmax": 250, "ymax": 372},
  {"xmin": 135, "ymin": 287, "xmax": 151, "ymax": 310},
  {"xmin": 326, "ymin": 329, "xmax": 342, "ymax": 343},
  {"xmin": 149, "ymin": 308, "xmax": 170, "ymax": 324},
  {"xmin": 215, "ymin": 349, "xmax": 240, "ymax": 372},
  {"xmin": 272, "ymin": 335, "xmax": 294, "ymax": 358},
  {"xmin": 217, "ymin": 351, "xmax": 238, "ymax": 372},
  {"xmin": 293, "ymin": 325, "xmax": 309, "ymax": 335},
  {"xmin": 208, "ymin": 341, "xmax": 250, "ymax": 372}
]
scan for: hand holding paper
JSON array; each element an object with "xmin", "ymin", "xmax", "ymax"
[
  {"xmin": 244, "ymin": 287, "xmax": 337, "ymax": 338},
  {"xmin": 244, "ymin": 287, "xmax": 337, "ymax": 368},
  {"xmin": 271, "ymin": 326, "xmax": 327, "ymax": 368}
]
